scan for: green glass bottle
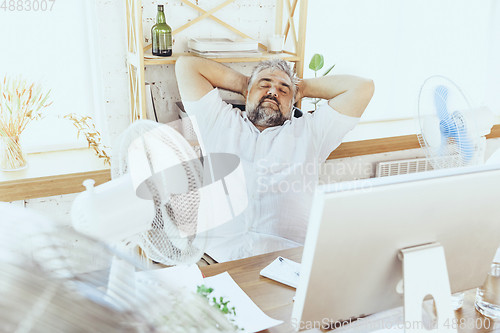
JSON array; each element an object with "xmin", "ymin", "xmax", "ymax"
[{"xmin": 151, "ymin": 5, "xmax": 172, "ymax": 56}]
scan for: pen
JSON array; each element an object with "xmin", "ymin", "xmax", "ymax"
[{"xmin": 279, "ymin": 257, "xmax": 300, "ymax": 276}]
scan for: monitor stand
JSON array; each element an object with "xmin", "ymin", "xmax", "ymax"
[{"xmin": 398, "ymin": 242, "xmax": 458, "ymax": 333}]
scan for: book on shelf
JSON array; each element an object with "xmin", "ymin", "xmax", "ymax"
[
  {"xmin": 188, "ymin": 49, "xmax": 262, "ymax": 59},
  {"xmin": 187, "ymin": 38, "xmax": 258, "ymax": 52}
]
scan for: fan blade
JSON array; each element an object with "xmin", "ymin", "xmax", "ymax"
[
  {"xmin": 434, "ymin": 85, "xmax": 452, "ymax": 123},
  {"xmin": 448, "ymin": 111, "xmax": 475, "ymax": 164},
  {"xmin": 434, "ymin": 85, "xmax": 463, "ymax": 141},
  {"xmin": 435, "ymin": 133, "xmax": 449, "ymax": 163},
  {"xmin": 457, "ymin": 132, "xmax": 475, "ymax": 163}
]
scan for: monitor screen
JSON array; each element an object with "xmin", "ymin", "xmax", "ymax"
[{"xmin": 292, "ymin": 164, "xmax": 500, "ymax": 329}]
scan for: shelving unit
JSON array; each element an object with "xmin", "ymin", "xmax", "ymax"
[{"xmin": 126, "ymin": 0, "xmax": 309, "ymax": 122}]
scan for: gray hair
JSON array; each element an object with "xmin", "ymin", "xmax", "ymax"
[{"xmin": 247, "ymin": 58, "xmax": 299, "ymax": 99}]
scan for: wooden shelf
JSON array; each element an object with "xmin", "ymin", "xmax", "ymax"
[
  {"xmin": 142, "ymin": 50, "xmax": 301, "ymax": 66},
  {"xmin": 0, "ymin": 148, "xmax": 111, "ymax": 202}
]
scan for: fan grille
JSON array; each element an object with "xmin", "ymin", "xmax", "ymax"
[
  {"xmin": 0, "ymin": 203, "xmax": 235, "ymax": 332},
  {"xmin": 112, "ymin": 120, "xmax": 206, "ymax": 266},
  {"xmin": 416, "ymin": 76, "xmax": 481, "ymax": 169}
]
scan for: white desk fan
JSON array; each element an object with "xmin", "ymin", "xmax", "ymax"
[
  {"xmin": 0, "ymin": 202, "xmax": 235, "ymax": 332},
  {"xmin": 72, "ymin": 119, "xmax": 209, "ymax": 265},
  {"xmin": 72, "ymin": 118, "xmax": 248, "ymax": 266},
  {"xmin": 416, "ymin": 76, "xmax": 494, "ymax": 169}
]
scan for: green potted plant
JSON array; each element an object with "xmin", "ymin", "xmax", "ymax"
[{"xmin": 308, "ymin": 53, "xmax": 335, "ymax": 110}]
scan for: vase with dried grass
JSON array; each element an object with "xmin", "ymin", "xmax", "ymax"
[{"xmin": 0, "ymin": 76, "xmax": 51, "ymax": 171}]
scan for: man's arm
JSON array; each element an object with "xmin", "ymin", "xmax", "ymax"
[
  {"xmin": 175, "ymin": 56, "xmax": 249, "ymax": 102},
  {"xmin": 296, "ymin": 75, "xmax": 374, "ymax": 118}
]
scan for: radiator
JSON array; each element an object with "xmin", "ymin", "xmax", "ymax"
[{"xmin": 376, "ymin": 157, "xmax": 435, "ymax": 177}]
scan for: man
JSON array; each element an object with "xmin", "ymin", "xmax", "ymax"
[{"xmin": 176, "ymin": 56, "xmax": 374, "ymax": 262}]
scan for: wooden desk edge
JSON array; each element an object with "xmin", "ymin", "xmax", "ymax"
[
  {"xmin": 329, "ymin": 125, "xmax": 500, "ymax": 160},
  {"xmin": 0, "ymin": 169, "xmax": 111, "ymax": 202}
]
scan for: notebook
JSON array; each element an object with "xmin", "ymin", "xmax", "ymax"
[{"xmin": 260, "ymin": 256, "xmax": 301, "ymax": 288}]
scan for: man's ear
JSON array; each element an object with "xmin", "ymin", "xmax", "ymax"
[
  {"xmin": 243, "ymin": 76, "xmax": 250, "ymax": 98},
  {"xmin": 294, "ymin": 80, "xmax": 303, "ymax": 101}
]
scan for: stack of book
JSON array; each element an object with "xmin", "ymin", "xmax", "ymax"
[{"xmin": 187, "ymin": 38, "xmax": 261, "ymax": 58}]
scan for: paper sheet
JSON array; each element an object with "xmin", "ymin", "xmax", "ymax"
[
  {"xmin": 204, "ymin": 272, "xmax": 284, "ymax": 332},
  {"xmin": 135, "ymin": 264, "xmax": 204, "ymax": 294},
  {"xmin": 136, "ymin": 267, "xmax": 283, "ymax": 332},
  {"xmin": 260, "ymin": 256, "xmax": 301, "ymax": 288}
]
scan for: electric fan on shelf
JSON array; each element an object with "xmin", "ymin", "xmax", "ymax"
[
  {"xmin": 416, "ymin": 76, "xmax": 494, "ymax": 169},
  {"xmin": 72, "ymin": 119, "xmax": 210, "ymax": 266},
  {"xmin": 0, "ymin": 202, "xmax": 235, "ymax": 332}
]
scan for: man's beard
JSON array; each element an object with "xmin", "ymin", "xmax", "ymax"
[{"xmin": 246, "ymin": 95, "xmax": 291, "ymax": 127}]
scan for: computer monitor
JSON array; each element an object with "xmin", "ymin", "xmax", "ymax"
[{"xmin": 292, "ymin": 164, "xmax": 500, "ymax": 330}]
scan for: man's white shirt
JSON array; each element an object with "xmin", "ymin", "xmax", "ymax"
[{"xmin": 182, "ymin": 88, "xmax": 359, "ymax": 262}]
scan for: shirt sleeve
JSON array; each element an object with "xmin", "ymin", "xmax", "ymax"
[
  {"xmin": 309, "ymin": 102, "xmax": 360, "ymax": 162},
  {"xmin": 181, "ymin": 88, "xmax": 239, "ymax": 151}
]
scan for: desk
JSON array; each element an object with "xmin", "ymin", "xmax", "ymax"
[{"xmin": 200, "ymin": 247, "xmax": 500, "ymax": 333}]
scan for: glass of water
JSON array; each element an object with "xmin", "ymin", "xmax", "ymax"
[
  {"xmin": 475, "ymin": 263, "xmax": 500, "ymax": 319},
  {"xmin": 451, "ymin": 292, "xmax": 465, "ymax": 310}
]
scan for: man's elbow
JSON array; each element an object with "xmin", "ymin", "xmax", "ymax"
[
  {"xmin": 352, "ymin": 79, "xmax": 374, "ymax": 118},
  {"xmin": 361, "ymin": 78, "xmax": 375, "ymax": 101},
  {"xmin": 175, "ymin": 55, "xmax": 191, "ymax": 76}
]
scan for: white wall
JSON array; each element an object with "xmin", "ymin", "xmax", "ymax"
[
  {"xmin": 484, "ymin": 1, "xmax": 500, "ymax": 115},
  {"xmin": 301, "ymin": 0, "xmax": 497, "ymax": 122},
  {"xmin": 93, "ymin": 0, "xmax": 131, "ymax": 146},
  {"xmin": 0, "ymin": 2, "xmax": 107, "ymax": 151}
]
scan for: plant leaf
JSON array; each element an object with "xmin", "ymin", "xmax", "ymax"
[
  {"xmin": 322, "ymin": 64, "xmax": 336, "ymax": 76},
  {"xmin": 309, "ymin": 53, "xmax": 324, "ymax": 71}
]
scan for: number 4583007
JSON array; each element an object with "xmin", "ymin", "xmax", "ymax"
[{"xmin": 1, "ymin": 0, "xmax": 56, "ymax": 11}]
